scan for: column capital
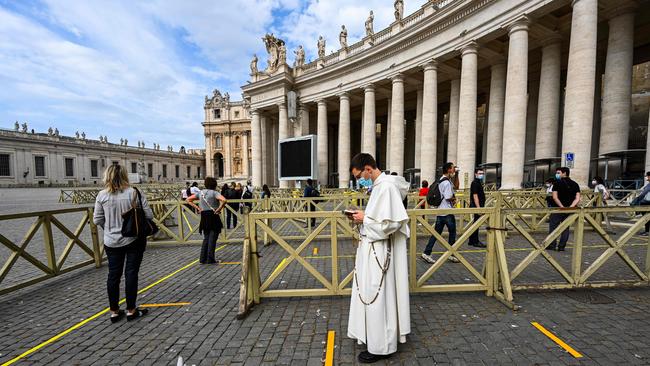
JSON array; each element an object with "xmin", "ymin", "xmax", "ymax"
[
  {"xmin": 338, "ymin": 91, "xmax": 350, "ymax": 99},
  {"xmin": 390, "ymin": 73, "xmax": 404, "ymax": 83},
  {"xmin": 505, "ymin": 16, "xmax": 530, "ymax": 34},
  {"xmin": 250, "ymin": 109, "xmax": 260, "ymax": 116},
  {"xmin": 277, "ymin": 102, "xmax": 287, "ymax": 109},
  {"xmin": 459, "ymin": 41, "xmax": 479, "ymax": 56},
  {"xmin": 603, "ymin": 4, "xmax": 636, "ymax": 20},
  {"xmin": 421, "ymin": 59, "xmax": 438, "ymax": 71},
  {"xmin": 363, "ymin": 84, "xmax": 375, "ymax": 92},
  {"xmin": 317, "ymin": 99, "xmax": 327, "ymax": 106}
]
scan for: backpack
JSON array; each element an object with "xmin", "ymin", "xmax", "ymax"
[
  {"xmin": 242, "ymin": 187, "xmax": 253, "ymax": 200},
  {"xmin": 186, "ymin": 187, "xmax": 192, "ymax": 197},
  {"xmin": 426, "ymin": 177, "xmax": 449, "ymax": 207}
]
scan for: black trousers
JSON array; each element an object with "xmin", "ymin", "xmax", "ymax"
[
  {"xmin": 105, "ymin": 239, "xmax": 145, "ymax": 311},
  {"xmin": 200, "ymin": 229, "xmax": 220, "ymax": 263},
  {"xmin": 548, "ymin": 213, "xmax": 570, "ymax": 249},
  {"xmin": 469, "ymin": 214, "xmax": 482, "ymax": 245},
  {"xmin": 226, "ymin": 207, "xmax": 238, "ymax": 229}
]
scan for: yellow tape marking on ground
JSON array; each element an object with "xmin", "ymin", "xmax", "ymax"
[
  {"xmin": 313, "ymin": 247, "xmax": 319, "ymax": 256},
  {"xmin": 0, "ymin": 245, "xmax": 227, "ymax": 366},
  {"xmin": 140, "ymin": 302, "xmax": 191, "ymax": 308},
  {"xmin": 324, "ymin": 330, "xmax": 335, "ymax": 366},
  {"xmin": 220, "ymin": 261, "xmax": 241, "ymax": 265},
  {"xmin": 531, "ymin": 322, "xmax": 583, "ymax": 358}
]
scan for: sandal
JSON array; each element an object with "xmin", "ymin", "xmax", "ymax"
[
  {"xmin": 110, "ymin": 309, "xmax": 125, "ymax": 324},
  {"xmin": 126, "ymin": 308, "xmax": 149, "ymax": 322}
]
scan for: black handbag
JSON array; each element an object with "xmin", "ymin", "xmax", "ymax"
[{"xmin": 121, "ymin": 187, "xmax": 159, "ymax": 238}]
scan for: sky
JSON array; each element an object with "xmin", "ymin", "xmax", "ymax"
[{"xmin": 0, "ymin": 0, "xmax": 427, "ymax": 149}]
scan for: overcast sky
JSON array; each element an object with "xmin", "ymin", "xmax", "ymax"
[{"xmin": 0, "ymin": 0, "xmax": 427, "ymax": 149}]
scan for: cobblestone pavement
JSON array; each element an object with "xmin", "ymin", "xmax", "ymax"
[
  {"xmin": 2, "ymin": 190, "xmax": 650, "ymax": 365},
  {"xmin": 0, "ymin": 237, "xmax": 649, "ymax": 365}
]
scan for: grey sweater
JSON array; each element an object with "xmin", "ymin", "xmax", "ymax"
[{"xmin": 93, "ymin": 187, "xmax": 153, "ymax": 248}]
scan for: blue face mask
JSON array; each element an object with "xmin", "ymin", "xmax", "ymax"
[
  {"xmin": 358, "ymin": 177, "xmax": 373, "ymax": 188},
  {"xmin": 477, "ymin": 174, "xmax": 484, "ymax": 180},
  {"xmin": 555, "ymin": 173, "xmax": 561, "ymax": 180}
]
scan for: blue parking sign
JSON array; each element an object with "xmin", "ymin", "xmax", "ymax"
[{"xmin": 566, "ymin": 153, "xmax": 574, "ymax": 162}]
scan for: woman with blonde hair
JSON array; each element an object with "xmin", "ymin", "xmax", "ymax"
[{"xmin": 93, "ymin": 164, "xmax": 153, "ymax": 323}]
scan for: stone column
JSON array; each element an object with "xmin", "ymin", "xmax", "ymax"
[
  {"xmin": 535, "ymin": 38, "xmax": 562, "ymax": 160},
  {"xmin": 456, "ymin": 43, "xmax": 478, "ymax": 188},
  {"xmin": 386, "ymin": 99, "xmax": 392, "ymax": 171},
  {"xmin": 317, "ymin": 100, "xmax": 328, "ymax": 185},
  {"xmin": 242, "ymin": 132, "xmax": 250, "ymax": 179},
  {"xmin": 645, "ymin": 111, "xmax": 650, "ymax": 173},
  {"xmin": 278, "ymin": 103, "xmax": 291, "ymax": 188},
  {"xmin": 447, "ymin": 79, "xmax": 460, "ymax": 164},
  {"xmin": 599, "ymin": 10, "xmax": 635, "ymax": 155},
  {"xmin": 562, "ymin": 0, "xmax": 598, "ymax": 187},
  {"xmin": 420, "ymin": 61, "xmax": 438, "ymax": 185},
  {"xmin": 205, "ymin": 132, "xmax": 213, "ymax": 177},
  {"xmin": 294, "ymin": 103, "xmax": 309, "ymax": 136},
  {"xmin": 251, "ymin": 111, "xmax": 262, "ymax": 186},
  {"xmin": 485, "ymin": 63, "xmax": 506, "ymax": 163},
  {"xmin": 260, "ymin": 115, "xmax": 269, "ymax": 184},
  {"xmin": 338, "ymin": 92, "xmax": 351, "ymax": 188},
  {"xmin": 390, "ymin": 74, "xmax": 405, "ymax": 175},
  {"xmin": 272, "ymin": 121, "xmax": 279, "ymax": 185},
  {"xmin": 415, "ymin": 88, "xmax": 424, "ymax": 169},
  {"xmin": 501, "ymin": 19, "xmax": 530, "ymax": 189},
  {"xmin": 362, "ymin": 85, "xmax": 376, "ymax": 157}
]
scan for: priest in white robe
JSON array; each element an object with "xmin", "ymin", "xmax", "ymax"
[{"xmin": 347, "ymin": 153, "xmax": 411, "ymax": 363}]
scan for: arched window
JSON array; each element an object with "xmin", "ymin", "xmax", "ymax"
[
  {"xmin": 215, "ymin": 135, "xmax": 222, "ymax": 149},
  {"xmin": 235, "ymin": 136, "xmax": 241, "ymax": 148}
]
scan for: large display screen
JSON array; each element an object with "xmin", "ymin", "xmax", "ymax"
[{"xmin": 279, "ymin": 135, "xmax": 317, "ymax": 180}]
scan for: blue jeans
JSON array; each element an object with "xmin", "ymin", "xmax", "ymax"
[{"xmin": 424, "ymin": 214, "xmax": 456, "ymax": 255}]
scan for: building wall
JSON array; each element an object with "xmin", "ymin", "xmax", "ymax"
[{"xmin": 0, "ymin": 129, "xmax": 205, "ymax": 187}]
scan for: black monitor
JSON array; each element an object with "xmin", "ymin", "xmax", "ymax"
[{"xmin": 278, "ymin": 135, "xmax": 317, "ymax": 180}]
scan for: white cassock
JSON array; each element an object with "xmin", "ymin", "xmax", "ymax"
[{"xmin": 347, "ymin": 172, "xmax": 411, "ymax": 355}]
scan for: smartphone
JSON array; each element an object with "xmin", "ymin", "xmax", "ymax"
[{"xmin": 343, "ymin": 209, "xmax": 356, "ymax": 216}]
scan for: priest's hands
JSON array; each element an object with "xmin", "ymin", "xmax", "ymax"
[{"xmin": 351, "ymin": 210, "xmax": 364, "ymax": 224}]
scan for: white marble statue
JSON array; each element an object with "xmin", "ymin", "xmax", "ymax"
[
  {"xmin": 75, "ymin": 131, "xmax": 80, "ymax": 139},
  {"xmin": 366, "ymin": 11, "xmax": 375, "ymax": 37},
  {"xmin": 81, "ymin": 131, "xmax": 86, "ymax": 140},
  {"xmin": 317, "ymin": 36, "xmax": 326, "ymax": 59},
  {"xmin": 54, "ymin": 128, "xmax": 59, "ymax": 137},
  {"xmin": 394, "ymin": 0, "xmax": 404, "ymax": 21},
  {"xmin": 21, "ymin": 123, "xmax": 27, "ymax": 133},
  {"xmin": 47, "ymin": 127, "xmax": 53, "ymax": 136},
  {"xmin": 250, "ymin": 54, "xmax": 258, "ymax": 74},
  {"xmin": 14, "ymin": 121, "xmax": 19, "ymax": 131},
  {"xmin": 340, "ymin": 25, "xmax": 348, "ymax": 49},
  {"xmin": 294, "ymin": 45, "xmax": 305, "ymax": 68},
  {"xmin": 279, "ymin": 44, "xmax": 287, "ymax": 65}
]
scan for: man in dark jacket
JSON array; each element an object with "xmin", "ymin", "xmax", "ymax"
[
  {"xmin": 303, "ymin": 179, "xmax": 319, "ymax": 227},
  {"xmin": 468, "ymin": 168, "xmax": 486, "ymax": 248},
  {"xmin": 547, "ymin": 167, "xmax": 581, "ymax": 251}
]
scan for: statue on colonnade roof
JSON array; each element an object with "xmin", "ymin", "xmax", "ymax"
[
  {"xmin": 262, "ymin": 33, "xmax": 286, "ymax": 74},
  {"xmin": 394, "ymin": 0, "xmax": 404, "ymax": 21}
]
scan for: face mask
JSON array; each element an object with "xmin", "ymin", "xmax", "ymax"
[
  {"xmin": 555, "ymin": 173, "xmax": 561, "ymax": 180},
  {"xmin": 591, "ymin": 180, "xmax": 597, "ymax": 185},
  {"xmin": 546, "ymin": 183, "xmax": 552, "ymax": 188},
  {"xmin": 477, "ymin": 174, "xmax": 484, "ymax": 180},
  {"xmin": 358, "ymin": 177, "xmax": 373, "ymax": 188}
]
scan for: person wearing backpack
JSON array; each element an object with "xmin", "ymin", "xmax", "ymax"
[
  {"xmin": 421, "ymin": 162, "xmax": 460, "ymax": 264},
  {"xmin": 241, "ymin": 180, "xmax": 254, "ymax": 211},
  {"xmin": 304, "ymin": 179, "xmax": 319, "ymax": 227}
]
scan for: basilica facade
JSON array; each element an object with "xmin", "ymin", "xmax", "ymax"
[{"xmin": 242, "ymin": 0, "xmax": 650, "ymax": 189}]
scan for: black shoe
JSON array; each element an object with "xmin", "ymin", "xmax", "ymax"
[
  {"xmin": 556, "ymin": 247, "xmax": 565, "ymax": 252},
  {"xmin": 126, "ymin": 308, "xmax": 149, "ymax": 322},
  {"xmin": 546, "ymin": 245, "xmax": 556, "ymax": 251},
  {"xmin": 469, "ymin": 242, "xmax": 487, "ymax": 248},
  {"xmin": 110, "ymin": 309, "xmax": 125, "ymax": 324},
  {"xmin": 358, "ymin": 351, "xmax": 392, "ymax": 363}
]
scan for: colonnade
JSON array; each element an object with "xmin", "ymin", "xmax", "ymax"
[{"xmin": 250, "ymin": 0, "xmax": 637, "ymax": 189}]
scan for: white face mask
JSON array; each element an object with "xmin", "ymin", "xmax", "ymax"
[{"xmin": 592, "ymin": 180, "xmax": 597, "ymax": 185}]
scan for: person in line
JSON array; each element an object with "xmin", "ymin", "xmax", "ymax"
[
  {"xmin": 468, "ymin": 168, "xmax": 486, "ymax": 248},
  {"xmin": 544, "ymin": 177, "xmax": 556, "ymax": 208},
  {"xmin": 187, "ymin": 177, "xmax": 227, "ymax": 264},
  {"xmin": 418, "ymin": 180, "xmax": 429, "ymax": 209},
  {"xmin": 631, "ymin": 172, "xmax": 650, "ymax": 235},
  {"xmin": 591, "ymin": 177, "xmax": 610, "ymax": 201},
  {"xmin": 347, "ymin": 153, "xmax": 410, "ymax": 363},
  {"xmin": 261, "ymin": 184, "xmax": 272, "ymax": 199},
  {"xmin": 547, "ymin": 167, "xmax": 581, "ymax": 251},
  {"xmin": 181, "ymin": 181, "xmax": 190, "ymax": 200},
  {"xmin": 224, "ymin": 182, "xmax": 238, "ymax": 229},
  {"xmin": 241, "ymin": 180, "xmax": 254, "ymax": 211},
  {"xmin": 303, "ymin": 178, "xmax": 319, "ymax": 227},
  {"xmin": 190, "ymin": 181, "xmax": 200, "ymax": 196},
  {"xmin": 421, "ymin": 162, "xmax": 460, "ymax": 264},
  {"xmin": 93, "ymin": 164, "xmax": 152, "ymax": 323},
  {"xmin": 234, "ymin": 183, "xmax": 243, "ymax": 213}
]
